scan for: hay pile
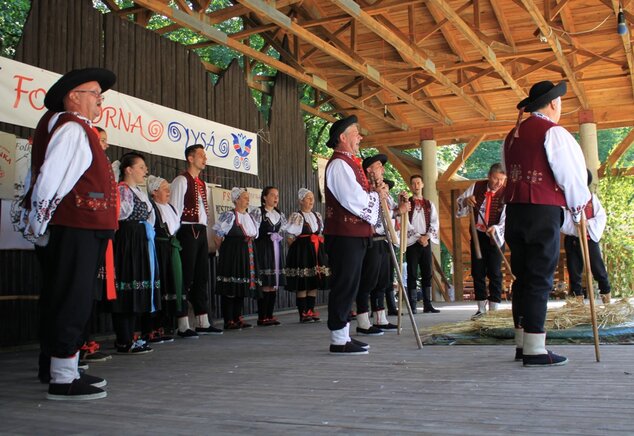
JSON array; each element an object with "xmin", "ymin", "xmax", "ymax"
[{"xmin": 422, "ymin": 298, "xmax": 634, "ymax": 336}]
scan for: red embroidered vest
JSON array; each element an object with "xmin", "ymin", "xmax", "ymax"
[
  {"xmin": 181, "ymin": 171, "xmax": 208, "ymax": 223},
  {"xmin": 35, "ymin": 113, "xmax": 117, "ymax": 230},
  {"xmin": 472, "ymin": 181, "xmax": 505, "ymax": 226},
  {"xmin": 408, "ymin": 197, "xmax": 432, "ymax": 234},
  {"xmin": 324, "ymin": 151, "xmax": 373, "ymax": 237},
  {"xmin": 503, "ymin": 116, "xmax": 566, "ymax": 206}
]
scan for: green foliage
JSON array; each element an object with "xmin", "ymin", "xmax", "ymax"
[
  {"xmin": 0, "ymin": 0, "xmax": 31, "ymax": 58},
  {"xmin": 598, "ymin": 173, "xmax": 634, "ymax": 296}
]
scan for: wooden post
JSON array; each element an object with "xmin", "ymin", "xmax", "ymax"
[{"xmin": 451, "ymin": 190, "xmax": 464, "ymax": 300}]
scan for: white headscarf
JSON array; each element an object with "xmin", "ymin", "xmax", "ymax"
[
  {"xmin": 231, "ymin": 187, "xmax": 247, "ymax": 203},
  {"xmin": 147, "ymin": 175, "xmax": 166, "ymax": 194},
  {"xmin": 298, "ymin": 188, "xmax": 312, "ymax": 201}
]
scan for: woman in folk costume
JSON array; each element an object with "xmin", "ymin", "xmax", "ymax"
[
  {"xmin": 110, "ymin": 152, "xmax": 159, "ymax": 354},
  {"xmin": 141, "ymin": 175, "xmax": 185, "ymax": 343},
  {"xmin": 250, "ymin": 186, "xmax": 287, "ymax": 326},
  {"xmin": 213, "ymin": 187, "xmax": 261, "ymax": 330},
  {"xmin": 284, "ymin": 188, "xmax": 330, "ymax": 323}
]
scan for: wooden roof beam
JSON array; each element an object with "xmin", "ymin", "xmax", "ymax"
[
  {"xmin": 331, "ymin": 0, "xmax": 495, "ymax": 122},
  {"xmin": 425, "ymin": 0, "xmax": 527, "ymax": 100},
  {"xmin": 133, "ymin": 0, "xmax": 407, "ymax": 130},
  {"xmin": 519, "ymin": 0, "xmax": 589, "ymax": 109},
  {"xmin": 549, "ymin": 0, "xmax": 572, "ymax": 20},
  {"xmin": 236, "ymin": 0, "xmax": 446, "ymax": 125},
  {"xmin": 489, "ymin": 0, "xmax": 516, "ymax": 51},
  {"xmin": 438, "ymin": 135, "xmax": 487, "ymax": 182},
  {"xmin": 573, "ymin": 45, "xmax": 623, "ymax": 73},
  {"xmin": 598, "ymin": 128, "xmax": 634, "ymax": 176}
]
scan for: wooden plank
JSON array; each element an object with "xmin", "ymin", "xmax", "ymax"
[{"xmin": 598, "ymin": 128, "xmax": 634, "ymax": 176}]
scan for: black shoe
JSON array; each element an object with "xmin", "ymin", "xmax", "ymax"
[
  {"xmin": 78, "ymin": 362, "xmax": 89, "ymax": 370},
  {"xmin": 423, "ymin": 306, "xmax": 440, "ymax": 313},
  {"xmin": 356, "ymin": 326, "xmax": 384, "ymax": 336},
  {"xmin": 116, "ymin": 340, "xmax": 153, "ymax": 355},
  {"xmin": 387, "ymin": 310, "xmax": 399, "ymax": 316},
  {"xmin": 142, "ymin": 332, "xmax": 164, "ymax": 344},
  {"xmin": 329, "ymin": 341, "xmax": 369, "ymax": 355},
  {"xmin": 350, "ymin": 338, "xmax": 370, "ymax": 350},
  {"xmin": 78, "ymin": 373, "xmax": 107, "ymax": 388},
  {"xmin": 47, "ymin": 380, "xmax": 107, "ymax": 401},
  {"xmin": 195, "ymin": 325, "xmax": 223, "ymax": 335},
  {"xmin": 177, "ymin": 329, "xmax": 199, "ymax": 339},
  {"xmin": 523, "ymin": 351, "xmax": 568, "ymax": 367},
  {"xmin": 224, "ymin": 321, "xmax": 242, "ymax": 330},
  {"xmin": 374, "ymin": 323, "xmax": 399, "ymax": 332},
  {"xmin": 471, "ymin": 311, "xmax": 484, "ymax": 320},
  {"xmin": 515, "ymin": 348, "xmax": 523, "ymax": 361}
]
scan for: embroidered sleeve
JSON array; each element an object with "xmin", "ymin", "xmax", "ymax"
[
  {"xmin": 283, "ymin": 212, "xmax": 304, "ymax": 237},
  {"xmin": 491, "ymin": 204, "xmax": 506, "ymax": 246},
  {"xmin": 24, "ymin": 122, "xmax": 92, "ymax": 240},
  {"xmin": 427, "ymin": 201, "xmax": 440, "ymax": 245},
  {"xmin": 118, "ymin": 184, "xmax": 135, "ymax": 220},
  {"xmin": 314, "ymin": 212, "xmax": 324, "ymax": 233},
  {"xmin": 278, "ymin": 212, "xmax": 288, "ymax": 236},
  {"xmin": 249, "ymin": 206, "xmax": 263, "ymax": 227},
  {"xmin": 588, "ymin": 195, "xmax": 607, "ymax": 242},
  {"xmin": 326, "ymin": 159, "xmax": 380, "ymax": 225},
  {"xmin": 545, "ymin": 126, "xmax": 591, "ymax": 222},
  {"xmin": 455, "ymin": 183, "xmax": 475, "ymax": 218},
  {"xmin": 212, "ymin": 211, "xmax": 235, "ymax": 237}
]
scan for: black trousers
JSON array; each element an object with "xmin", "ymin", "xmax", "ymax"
[
  {"xmin": 325, "ymin": 235, "xmax": 370, "ymax": 331},
  {"xmin": 506, "ymin": 204, "xmax": 561, "ymax": 333},
  {"xmin": 406, "ymin": 242, "xmax": 432, "ymax": 292},
  {"xmin": 564, "ymin": 235, "xmax": 611, "ymax": 295},
  {"xmin": 177, "ymin": 224, "xmax": 210, "ymax": 316},
  {"xmin": 471, "ymin": 230, "xmax": 504, "ymax": 302},
  {"xmin": 357, "ymin": 240, "xmax": 390, "ymax": 313},
  {"xmin": 37, "ymin": 226, "xmax": 109, "ymax": 358}
]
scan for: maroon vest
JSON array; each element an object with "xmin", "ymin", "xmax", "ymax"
[
  {"xmin": 29, "ymin": 113, "xmax": 118, "ymax": 230},
  {"xmin": 408, "ymin": 197, "xmax": 432, "ymax": 234},
  {"xmin": 472, "ymin": 181, "xmax": 505, "ymax": 226},
  {"xmin": 584, "ymin": 196, "xmax": 594, "ymax": 220},
  {"xmin": 180, "ymin": 171, "xmax": 208, "ymax": 223},
  {"xmin": 324, "ymin": 151, "xmax": 373, "ymax": 237},
  {"xmin": 503, "ymin": 115, "xmax": 566, "ymax": 206}
]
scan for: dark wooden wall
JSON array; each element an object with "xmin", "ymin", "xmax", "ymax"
[{"xmin": 0, "ymin": 0, "xmax": 322, "ymax": 347}]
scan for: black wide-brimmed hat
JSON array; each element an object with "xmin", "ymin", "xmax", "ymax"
[
  {"xmin": 362, "ymin": 153, "xmax": 387, "ymax": 171},
  {"xmin": 326, "ymin": 115, "xmax": 358, "ymax": 149},
  {"xmin": 383, "ymin": 179, "xmax": 395, "ymax": 190},
  {"xmin": 517, "ymin": 80, "xmax": 566, "ymax": 112},
  {"xmin": 44, "ymin": 68, "xmax": 116, "ymax": 112}
]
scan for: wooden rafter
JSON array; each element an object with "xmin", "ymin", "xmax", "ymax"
[
  {"xmin": 133, "ymin": 0, "xmax": 407, "ymax": 130},
  {"xmin": 331, "ymin": 0, "xmax": 496, "ymax": 121},
  {"xmin": 489, "ymin": 0, "xmax": 516, "ymax": 51},
  {"xmin": 425, "ymin": 0, "xmax": 527, "ymax": 100},
  {"xmin": 236, "ymin": 0, "xmax": 447, "ymax": 125},
  {"xmin": 610, "ymin": 0, "xmax": 634, "ymax": 99},
  {"xmin": 598, "ymin": 128, "xmax": 634, "ymax": 176},
  {"xmin": 519, "ymin": 0, "xmax": 589, "ymax": 108},
  {"xmin": 438, "ymin": 135, "xmax": 487, "ymax": 182}
]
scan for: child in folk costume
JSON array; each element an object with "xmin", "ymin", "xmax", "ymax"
[
  {"xmin": 284, "ymin": 188, "xmax": 330, "ymax": 323},
  {"xmin": 251, "ymin": 186, "xmax": 287, "ymax": 326},
  {"xmin": 110, "ymin": 153, "xmax": 158, "ymax": 354},
  {"xmin": 213, "ymin": 187, "xmax": 261, "ymax": 330},
  {"xmin": 143, "ymin": 175, "xmax": 185, "ymax": 343}
]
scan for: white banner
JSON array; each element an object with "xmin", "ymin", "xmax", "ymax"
[{"xmin": 0, "ymin": 57, "xmax": 258, "ymax": 175}]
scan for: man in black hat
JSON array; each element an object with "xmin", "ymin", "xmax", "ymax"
[
  {"xmin": 16, "ymin": 68, "xmax": 118, "ymax": 399},
  {"xmin": 323, "ymin": 116, "xmax": 387, "ymax": 354},
  {"xmin": 503, "ymin": 80, "xmax": 590, "ymax": 366},
  {"xmin": 355, "ymin": 155, "xmax": 408, "ymax": 335}
]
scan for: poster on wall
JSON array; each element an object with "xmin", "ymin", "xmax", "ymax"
[
  {"xmin": 0, "ymin": 57, "xmax": 259, "ymax": 175},
  {"xmin": 0, "ymin": 132, "xmax": 17, "ymax": 200}
]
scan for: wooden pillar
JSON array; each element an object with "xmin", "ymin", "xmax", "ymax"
[
  {"xmin": 579, "ymin": 110, "xmax": 599, "ymax": 191},
  {"xmin": 421, "ymin": 136, "xmax": 442, "ymax": 301},
  {"xmin": 451, "ymin": 189, "xmax": 464, "ymax": 301}
]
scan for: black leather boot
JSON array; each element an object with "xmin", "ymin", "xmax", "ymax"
[
  {"xmin": 408, "ymin": 288, "xmax": 418, "ymax": 314},
  {"xmin": 422, "ymin": 287, "xmax": 440, "ymax": 313}
]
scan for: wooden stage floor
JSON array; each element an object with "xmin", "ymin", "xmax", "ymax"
[{"xmin": 1, "ymin": 302, "xmax": 633, "ymax": 435}]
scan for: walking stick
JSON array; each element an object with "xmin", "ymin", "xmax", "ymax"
[
  {"xmin": 369, "ymin": 176, "xmax": 422, "ymax": 349},
  {"xmin": 577, "ymin": 212, "xmax": 601, "ymax": 362},
  {"xmin": 475, "ymin": 208, "xmax": 516, "ymax": 281},
  {"xmin": 398, "ymin": 211, "xmax": 407, "ymax": 335},
  {"xmin": 469, "ymin": 207, "xmax": 482, "ymax": 259}
]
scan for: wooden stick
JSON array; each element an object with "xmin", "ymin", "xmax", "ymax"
[
  {"xmin": 469, "ymin": 206, "xmax": 482, "ymax": 259},
  {"xmin": 577, "ymin": 213, "xmax": 601, "ymax": 362},
  {"xmin": 398, "ymin": 212, "xmax": 407, "ymax": 335}
]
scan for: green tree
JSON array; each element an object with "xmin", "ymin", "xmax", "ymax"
[{"xmin": 0, "ymin": 0, "xmax": 31, "ymax": 58}]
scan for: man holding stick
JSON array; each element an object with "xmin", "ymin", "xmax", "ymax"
[
  {"xmin": 456, "ymin": 163, "xmax": 507, "ymax": 319},
  {"xmin": 503, "ymin": 81, "xmax": 590, "ymax": 366},
  {"xmin": 324, "ymin": 116, "xmax": 386, "ymax": 354}
]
